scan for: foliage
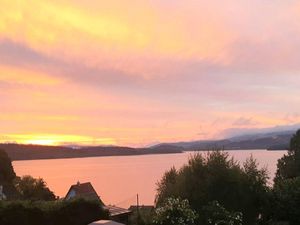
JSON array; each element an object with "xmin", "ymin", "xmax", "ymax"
[
  {"xmin": 0, "ymin": 149, "xmax": 16, "ymax": 184},
  {"xmin": 0, "ymin": 149, "xmax": 18, "ymax": 199},
  {"xmin": 267, "ymin": 177, "xmax": 300, "ymax": 225},
  {"xmin": 129, "ymin": 207, "xmax": 155, "ymax": 225},
  {"xmin": 155, "ymin": 167, "xmax": 178, "ymax": 204},
  {"xmin": 202, "ymin": 201, "xmax": 243, "ymax": 225},
  {"xmin": 275, "ymin": 130, "xmax": 300, "ymax": 182},
  {"xmin": 14, "ymin": 175, "xmax": 56, "ymax": 201},
  {"xmin": 268, "ymin": 130, "xmax": 300, "ymax": 224},
  {"xmin": 0, "ymin": 198, "xmax": 109, "ymax": 225},
  {"xmin": 156, "ymin": 151, "xmax": 269, "ymax": 225},
  {"xmin": 0, "ymin": 149, "xmax": 56, "ymax": 201},
  {"xmin": 153, "ymin": 198, "xmax": 197, "ymax": 225}
]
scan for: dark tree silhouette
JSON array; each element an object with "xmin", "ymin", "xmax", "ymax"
[
  {"xmin": 0, "ymin": 149, "xmax": 16, "ymax": 184},
  {"xmin": 156, "ymin": 151, "xmax": 269, "ymax": 225},
  {"xmin": 15, "ymin": 175, "xmax": 56, "ymax": 201},
  {"xmin": 0, "ymin": 149, "xmax": 18, "ymax": 199},
  {"xmin": 275, "ymin": 129, "xmax": 300, "ymax": 182}
]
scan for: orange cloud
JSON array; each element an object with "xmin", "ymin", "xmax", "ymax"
[
  {"xmin": 0, "ymin": 65, "xmax": 61, "ymax": 85},
  {"xmin": 0, "ymin": 0, "xmax": 233, "ymax": 78}
]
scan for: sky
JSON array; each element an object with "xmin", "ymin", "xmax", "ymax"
[{"xmin": 1, "ymin": 0, "xmax": 300, "ymax": 146}]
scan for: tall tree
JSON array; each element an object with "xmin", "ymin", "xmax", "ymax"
[
  {"xmin": 275, "ymin": 129, "xmax": 300, "ymax": 182},
  {"xmin": 271, "ymin": 177, "xmax": 300, "ymax": 225},
  {"xmin": 0, "ymin": 149, "xmax": 18, "ymax": 199},
  {"xmin": 0, "ymin": 149, "xmax": 16, "ymax": 185},
  {"xmin": 270, "ymin": 130, "xmax": 300, "ymax": 225}
]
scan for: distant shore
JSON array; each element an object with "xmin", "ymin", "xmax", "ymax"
[
  {"xmin": 0, "ymin": 143, "xmax": 183, "ymax": 161},
  {"xmin": 0, "ymin": 143, "xmax": 287, "ymax": 161}
]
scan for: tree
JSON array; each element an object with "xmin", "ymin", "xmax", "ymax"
[
  {"xmin": 0, "ymin": 149, "xmax": 16, "ymax": 184},
  {"xmin": 155, "ymin": 167, "xmax": 178, "ymax": 206},
  {"xmin": 242, "ymin": 156, "xmax": 269, "ymax": 223},
  {"xmin": 275, "ymin": 129, "xmax": 300, "ymax": 182},
  {"xmin": 270, "ymin": 177, "xmax": 300, "ymax": 225},
  {"xmin": 14, "ymin": 175, "xmax": 56, "ymax": 201},
  {"xmin": 153, "ymin": 198, "xmax": 197, "ymax": 225},
  {"xmin": 269, "ymin": 130, "xmax": 300, "ymax": 225},
  {"xmin": 0, "ymin": 149, "xmax": 17, "ymax": 199},
  {"xmin": 156, "ymin": 151, "xmax": 268, "ymax": 225}
]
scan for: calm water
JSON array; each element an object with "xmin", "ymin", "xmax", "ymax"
[{"xmin": 13, "ymin": 150, "xmax": 286, "ymax": 207}]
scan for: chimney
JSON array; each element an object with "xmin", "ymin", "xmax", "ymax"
[{"xmin": 77, "ymin": 181, "xmax": 80, "ymax": 186}]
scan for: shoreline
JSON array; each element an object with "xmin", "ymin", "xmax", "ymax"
[{"xmin": 10, "ymin": 148, "xmax": 287, "ymax": 162}]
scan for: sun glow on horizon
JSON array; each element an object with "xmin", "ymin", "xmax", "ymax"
[{"xmin": 0, "ymin": 134, "xmax": 117, "ymax": 146}]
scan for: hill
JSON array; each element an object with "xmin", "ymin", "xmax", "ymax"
[
  {"xmin": 0, "ymin": 144, "xmax": 183, "ymax": 161},
  {"xmin": 152, "ymin": 130, "xmax": 295, "ymax": 151}
]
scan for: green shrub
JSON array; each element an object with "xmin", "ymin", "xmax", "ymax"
[
  {"xmin": 0, "ymin": 199, "xmax": 109, "ymax": 225},
  {"xmin": 153, "ymin": 198, "xmax": 197, "ymax": 225}
]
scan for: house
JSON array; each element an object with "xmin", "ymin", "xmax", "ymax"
[
  {"xmin": 89, "ymin": 220, "xmax": 125, "ymax": 225},
  {"xmin": 65, "ymin": 182, "xmax": 132, "ymax": 225},
  {"xmin": 65, "ymin": 182, "xmax": 104, "ymax": 205}
]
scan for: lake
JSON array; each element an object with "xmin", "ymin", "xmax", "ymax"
[{"xmin": 13, "ymin": 150, "xmax": 286, "ymax": 208}]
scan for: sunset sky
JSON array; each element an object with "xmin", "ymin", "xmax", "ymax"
[{"xmin": 1, "ymin": 0, "xmax": 300, "ymax": 146}]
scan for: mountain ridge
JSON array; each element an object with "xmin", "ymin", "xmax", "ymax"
[{"xmin": 151, "ymin": 130, "xmax": 296, "ymax": 151}]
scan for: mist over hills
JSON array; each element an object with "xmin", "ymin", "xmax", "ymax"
[{"xmin": 152, "ymin": 130, "xmax": 297, "ymax": 151}]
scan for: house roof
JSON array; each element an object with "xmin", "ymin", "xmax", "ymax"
[
  {"xmin": 105, "ymin": 205, "xmax": 132, "ymax": 217},
  {"xmin": 65, "ymin": 182, "xmax": 104, "ymax": 205}
]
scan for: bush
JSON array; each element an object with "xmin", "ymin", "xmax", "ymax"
[
  {"xmin": 153, "ymin": 198, "xmax": 197, "ymax": 225},
  {"xmin": 0, "ymin": 199, "xmax": 109, "ymax": 225},
  {"xmin": 202, "ymin": 201, "xmax": 243, "ymax": 225}
]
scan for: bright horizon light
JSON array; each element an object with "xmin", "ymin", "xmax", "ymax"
[{"xmin": 0, "ymin": 134, "xmax": 117, "ymax": 146}]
